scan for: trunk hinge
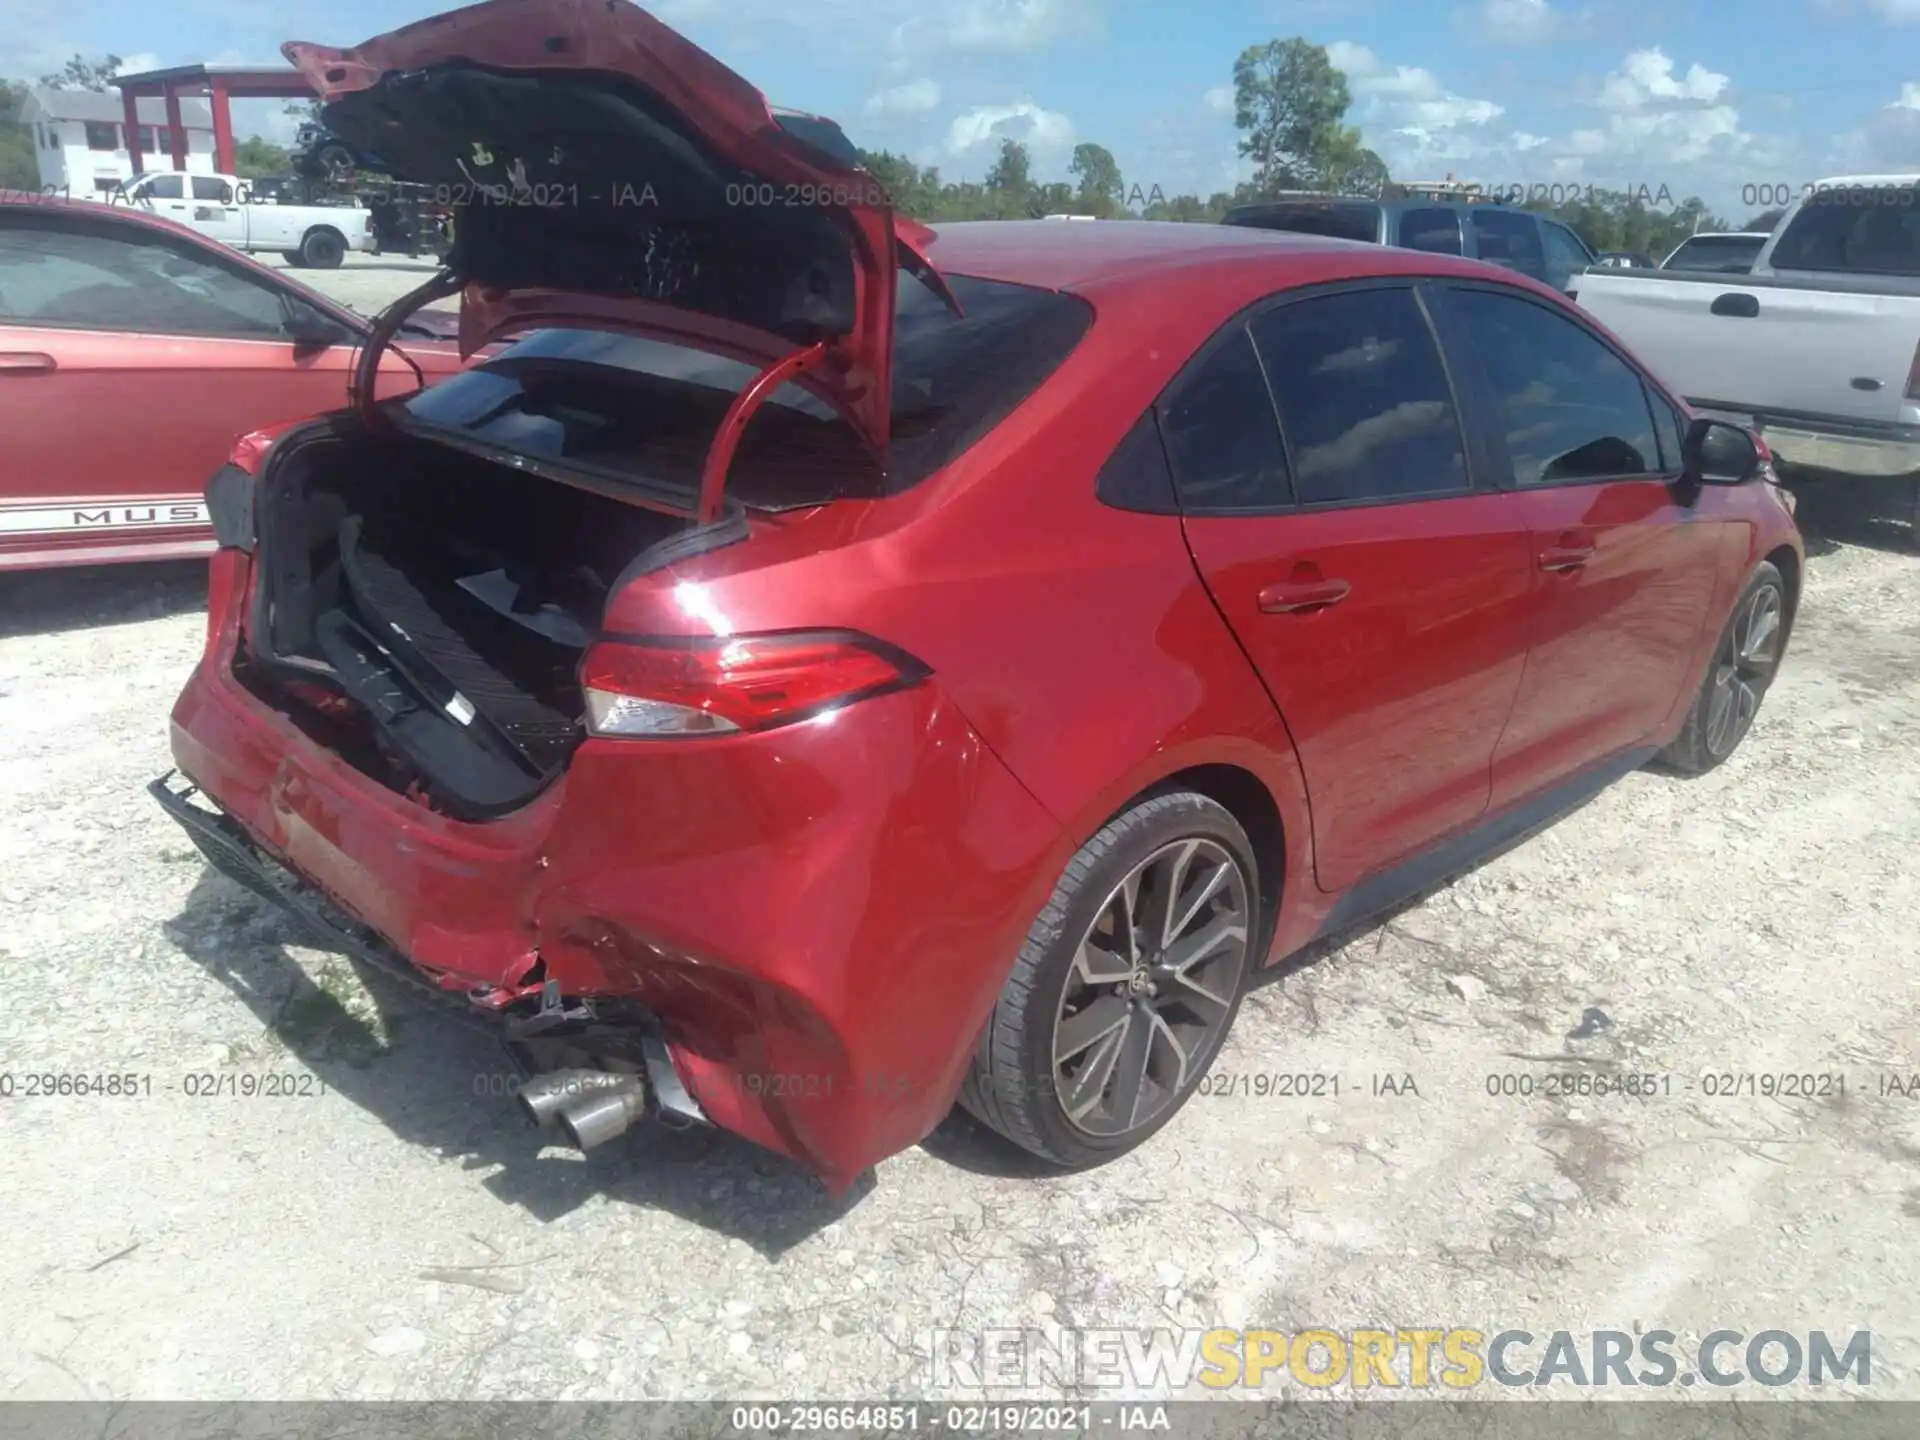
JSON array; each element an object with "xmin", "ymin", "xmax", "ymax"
[
  {"xmin": 350, "ymin": 268, "xmax": 465, "ymax": 422},
  {"xmin": 695, "ymin": 341, "xmax": 831, "ymax": 524}
]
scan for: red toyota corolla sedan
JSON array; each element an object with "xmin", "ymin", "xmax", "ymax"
[{"xmin": 152, "ymin": 0, "xmax": 1803, "ymax": 1191}]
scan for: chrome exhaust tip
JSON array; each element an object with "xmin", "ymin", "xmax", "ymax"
[
  {"xmin": 517, "ymin": 1068, "xmax": 632, "ymax": 1129},
  {"xmin": 556, "ymin": 1076, "xmax": 649, "ymax": 1150}
]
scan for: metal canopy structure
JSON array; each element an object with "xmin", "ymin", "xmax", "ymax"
[{"xmin": 111, "ymin": 65, "xmax": 317, "ymax": 178}]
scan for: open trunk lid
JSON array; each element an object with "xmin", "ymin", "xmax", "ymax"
[{"xmin": 284, "ymin": 0, "xmax": 952, "ymax": 474}]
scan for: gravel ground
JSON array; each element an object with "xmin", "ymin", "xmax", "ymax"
[{"xmin": 0, "ymin": 261, "xmax": 1916, "ymax": 1402}]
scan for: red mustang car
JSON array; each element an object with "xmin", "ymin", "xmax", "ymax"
[
  {"xmin": 153, "ymin": 0, "xmax": 1803, "ymax": 1191},
  {"xmin": 0, "ymin": 194, "xmax": 465, "ymax": 572}
]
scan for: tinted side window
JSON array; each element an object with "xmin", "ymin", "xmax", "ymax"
[
  {"xmin": 1399, "ymin": 208, "xmax": 1463, "ymax": 255},
  {"xmin": 1768, "ymin": 189, "xmax": 1920, "ymax": 276},
  {"xmin": 1095, "ymin": 410, "xmax": 1179, "ymax": 513},
  {"xmin": 1540, "ymin": 223, "xmax": 1592, "ymax": 290},
  {"xmin": 1470, "ymin": 209, "xmax": 1546, "ymax": 278},
  {"xmin": 1650, "ymin": 386, "xmax": 1687, "ymax": 472},
  {"xmin": 1451, "ymin": 289, "xmax": 1661, "ymax": 485},
  {"xmin": 1157, "ymin": 327, "xmax": 1292, "ymax": 510},
  {"xmin": 191, "ymin": 176, "xmax": 234, "ymax": 203},
  {"xmin": 145, "ymin": 174, "xmax": 184, "ymax": 200},
  {"xmin": 0, "ymin": 217, "xmax": 288, "ymax": 337},
  {"xmin": 1249, "ymin": 287, "xmax": 1469, "ymax": 506}
]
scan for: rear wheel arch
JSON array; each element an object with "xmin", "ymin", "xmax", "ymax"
[
  {"xmin": 1764, "ymin": 542, "xmax": 1801, "ymax": 632},
  {"xmin": 1148, "ymin": 763, "xmax": 1286, "ymax": 958}
]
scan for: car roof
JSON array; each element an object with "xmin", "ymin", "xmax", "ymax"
[{"xmin": 918, "ymin": 218, "xmax": 1509, "ymax": 294}]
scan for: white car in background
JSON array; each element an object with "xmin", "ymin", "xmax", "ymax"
[{"xmin": 108, "ymin": 170, "xmax": 373, "ymax": 269}]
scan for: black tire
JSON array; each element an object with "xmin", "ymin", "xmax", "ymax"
[
  {"xmin": 1660, "ymin": 561, "xmax": 1789, "ymax": 776},
  {"xmin": 960, "ymin": 790, "xmax": 1258, "ymax": 1169},
  {"xmin": 280, "ymin": 250, "xmax": 304, "ymax": 267},
  {"xmin": 315, "ymin": 143, "xmax": 355, "ymax": 177},
  {"xmin": 299, "ymin": 228, "xmax": 346, "ymax": 270}
]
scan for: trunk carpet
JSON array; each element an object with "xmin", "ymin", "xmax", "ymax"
[{"xmin": 334, "ymin": 516, "xmax": 586, "ymax": 776}]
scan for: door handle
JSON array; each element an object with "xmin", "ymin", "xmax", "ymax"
[
  {"xmin": 0, "ymin": 352, "xmax": 56, "ymax": 375},
  {"xmin": 1258, "ymin": 576, "xmax": 1352, "ymax": 614},
  {"xmin": 1538, "ymin": 543, "xmax": 1595, "ymax": 573},
  {"xmin": 1710, "ymin": 292, "xmax": 1759, "ymax": 318}
]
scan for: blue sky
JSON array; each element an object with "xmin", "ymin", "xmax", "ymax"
[{"xmin": 9, "ymin": 0, "xmax": 1920, "ymax": 218}]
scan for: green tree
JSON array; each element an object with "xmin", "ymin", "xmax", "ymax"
[
  {"xmin": 40, "ymin": 54, "xmax": 124, "ymax": 90},
  {"xmin": 0, "ymin": 81, "xmax": 39, "ymax": 190},
  {"xmin": 984, "ymin": 137, "xmax": 1037, "ymax": 217},
  {"xmin": 1068, "ymin": 142, "xmax": 1123, "ymax": 217},
  {"xmin": 1315, "ymin": 126, "xmax": 1390, "ymax": 197},
  {"xmin": 856, "ymin": 147, "xmax": 944, "ymax": 218},
  {"xmin": 233, "ymin": 135, "xmax": 292, "ymax": 179},
  {"xmin": 1231, "ymin": 38, "xmax": 1352, "ymax": 196}
]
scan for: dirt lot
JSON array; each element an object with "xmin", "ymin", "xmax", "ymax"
[{"xmin": 0, "ymin": 258, "xmax": 1917, "ymax": 1402}]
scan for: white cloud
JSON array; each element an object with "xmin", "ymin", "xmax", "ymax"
[
  {"xmin": 865, "ymin": 78, "xmax": 941, "ymax": 114},
  {"xmin": 1477, "ymin": 0, "xmax": 1561, "ymax": 43},
  {"xmin": 1866, "ymin": 0, "xmax": 1920, "ymax": 17},
  {"xmin": 1893, "ymin": 81, "xmax": 1920, "ymax": 110},
  {"xmin": 944, "ymin": 99, "xmax": 1075, "ymax": 166},
  {"xmin": 1203, "ymin": 83, "xmax": 1234, "ymax": 117},
  {"xmin": 1328, "ymin": 36, "xmax": 1505, "ymax": 143},
  {"xmin": 1595, "ymin": 49, "xmax": 1729, "ymax": 109},
  {"xmin": 891, "ymin": 0, "xmax": 1099, "ymax": 59}
]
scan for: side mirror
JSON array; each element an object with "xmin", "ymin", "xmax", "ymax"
[
  {"xmin": 1681, "ymin": 418, "xmax": 1762, "ymax": 487},
  {"xmin": 283, "ymin": 306, "xmax": 355, "ymax": 350}
]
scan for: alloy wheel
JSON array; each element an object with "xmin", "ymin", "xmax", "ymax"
[
  {"xmin": 1704, "ymin": 580, "xmax": 1784, "ymax": 759},
  {"xmin": 1051, "ymin": 837, "xmax": 1250, "ymax": 1138}
]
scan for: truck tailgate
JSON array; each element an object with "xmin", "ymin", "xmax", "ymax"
[{"xmin": 1578, "ymin": 271, "xmax": 1920, "ymax": 428}]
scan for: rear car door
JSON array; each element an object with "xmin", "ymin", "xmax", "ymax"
[
  {"xmin": 1429, "ymin": 282, "xmax": 1727, "ymax": 810},
  {"xmin": 0, "ymin": 208, "xmax": 365, "ymax": 566},
  {"xmin": 1168, "ymin": 282, "xmax": 1535, "ymax": 892}
]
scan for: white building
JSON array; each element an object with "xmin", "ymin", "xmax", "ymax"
[{"xmin": 20, "ymin": 89, "xmax": 216, "ymax": 196}]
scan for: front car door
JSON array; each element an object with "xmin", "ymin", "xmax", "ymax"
[
  {"xmin": 1167, "ymin": 281, "xmax": 1535, "ymax": 892},
  {"xmin": 1539, "ymin": 220, "xmax": 1596, "ymax": 296},
  {"xmin": 0, "ymin": 208, "xmax": 366, "ymax": 568},
  {"xmin": 1427, "ymin": 281, "xmax": 1729, "ymax": 811},
  {"xmin": 1468, "ymin": 207, "xmax": 1549, "ymax": 284}
]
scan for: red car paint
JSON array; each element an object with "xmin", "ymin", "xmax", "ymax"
[
  {"xmin": 160, "ymin": 3, "xmax": 1802, "ymax": 1191},
  {"xmin": 0, "ymin": 194, "xmax": 466, "ymax": 573},
  {"xmin": 168, "ymin": 224, "xmax": 1803, "ymax": 1190}
]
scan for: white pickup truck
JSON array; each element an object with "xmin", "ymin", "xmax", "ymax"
[
  {"xmin": 106, "ymin": 170, "xmax": 374, "ymax": 270},
  {"xmin": 1571, "ymin": 174, "xmax": 1920, "ymax": 522}
]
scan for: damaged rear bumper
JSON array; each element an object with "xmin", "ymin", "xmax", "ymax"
[{"xmin": 149, "ymin": 769, "xmax": 708, "ymax": 1141}]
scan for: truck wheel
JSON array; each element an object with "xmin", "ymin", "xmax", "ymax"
[
  {"xmin": 299, "ymin": 228, "xmax": 346, "ymax": 270},
  {"xmin": 280, "ymin": 250, "xmax": 305, "ymax": 267},
  {"xmin": 959, "ymin": 790, "xmax": 1257, "ymax": 1169},
  {"xmin": 315, "ymin": 143, "xmax": 355, "ymax": 178},
  {"xmin": 1659, "ymin": 562, "xmax": 1788, "ymax": 776}
]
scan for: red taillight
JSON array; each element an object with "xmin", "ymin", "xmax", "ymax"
[{"xmin": 579, "ymin": 632, "xmax": 925, "ymax": 738}]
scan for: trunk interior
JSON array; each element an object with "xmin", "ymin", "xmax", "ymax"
[{"xmin": 242, "ymin": 425, "xmax": 696, "ymax": 820}]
